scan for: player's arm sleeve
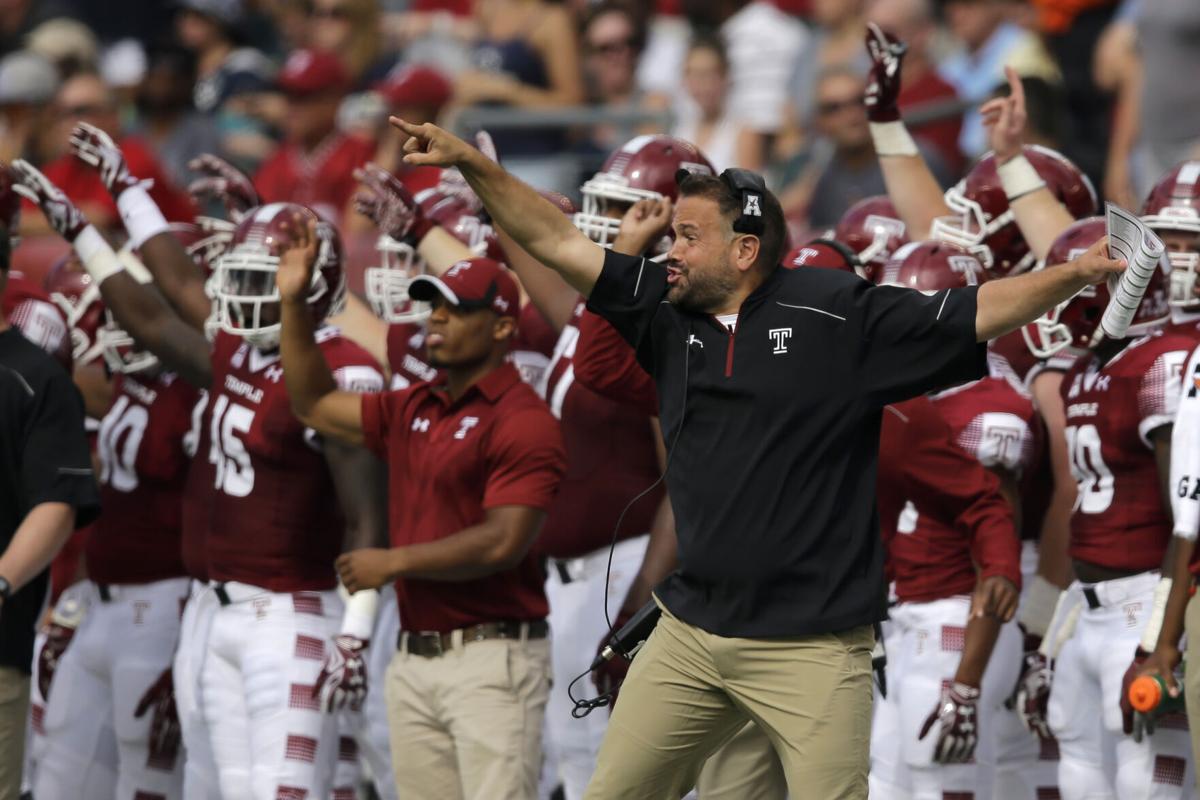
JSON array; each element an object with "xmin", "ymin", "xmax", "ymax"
[
  {"xmin": 1136, "ymin": 346, "xmax": 1190, "ymax": 447},
  {"xmin": 573, "ymin": 309, "xmax": 659, "ymax": 416},
  {"xmin": 22, "ymin": 369, "xmax": 100, "ymax": 528},
  {"xmin": 584, "ymin": 249, "xmax": 669, "ymax": 373},
  {"xmin": 482, "ymin": 408, "xmax": 567, "ymax": 512},
  {"xmin": 1172, "ymin": 345, "xmax": 1200, "ymax": 539},
  {"xmin": 849, "ymin": 283, "xmax": 988, "ymax": 406}
]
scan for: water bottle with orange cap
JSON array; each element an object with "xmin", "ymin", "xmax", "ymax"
[{"xmin": 1127, "ymin": 665, "xmax": 1186, "ymax": 741}]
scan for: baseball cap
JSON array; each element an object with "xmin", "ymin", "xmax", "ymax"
[
  {"xmin": 0, "ymin": 51, "xmax": 59, "ymax": 105},
  {"xmin": 277, "ymin": 49, "xmax": 349, "ymax": 97},
  {"xmin": 409, "ymin": 258, "xmax": 519, "ymax": 316},
  {"xmin": 176, "ymin": 0, "xmax": 245, "ymax": 28},
  {"xmin": 375, "ymin": 64, "xmax": 452, "ymax": 112}
]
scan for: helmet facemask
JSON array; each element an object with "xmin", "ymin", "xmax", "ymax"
[
  {"xmin": 574, "ymin": 173, "xmax": 661, "ymax": 248},
  {"xmin": 99, "ymin": 307, "xmax": 159, "ymax": 375},
  {"xmin": 364, "ymin": 235, "xmax": 431, "ymax": 324}
]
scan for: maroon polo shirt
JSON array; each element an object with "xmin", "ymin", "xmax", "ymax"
[{"xmin": 361, "ymin": 362, "xmax": 566, "ymax": 632}]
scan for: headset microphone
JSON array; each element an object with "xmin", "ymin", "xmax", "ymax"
[{"xmin": 588, "ymin": 600, "xmax": 662, "ymax": 671}]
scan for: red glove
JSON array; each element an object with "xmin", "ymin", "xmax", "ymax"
[
  {"xmin": 353, "ymin": 162, "xmax": 433, "ymax": 243},
  {"xmin": 1120, "ymin": 648, "xmax": 1152, "ymax": 735},
  {"xmin": 69, "ymin": 122, "xmax": 148, "ymax": 197},
  {"xmin": 1009, "ymin": 634, "xmax": 1054, "ymax": 741},
  {"xmin": 919, "ymin": 681, "xmax": 981, "ymax": 763},
  {"xmin": 312, "ymin": 635, "xmax": 369, "ymax": 713},
  {"xmin": 36, "ymin": 621, "xmax": 77, "ymax": 699},
  {"xmin": 11, "ymin": 159, "xmax": 87, "ymax": 241},
  {"xmin": 863, "ymin": 22, "xmax": 908, "ymax": 124},
  {"xmin": 187, "ymin": 153, "xmax": 260, "ymax": 221},
  {"xmin": 591, "ymin": 610, "xmax": 634, "ymax": 708},
  {"xmin": 133, "ymin": 667, "xmax": 181, "ymax": 770}
]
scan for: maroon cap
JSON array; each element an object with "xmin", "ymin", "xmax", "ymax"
[
  {"xmin": 784, "ymin": 239, "xmax": 861, "ymax": 273},
  {"xmin": 409, "ymin": 257, "xmax": 520, "ymax": 316},
  {"xmin": 277, "ymin": 49, "xmax": 349, "ymax": 96},
  {"xmin": 376, "ymin": 64, "xmax": 453, "ymax": 111}
]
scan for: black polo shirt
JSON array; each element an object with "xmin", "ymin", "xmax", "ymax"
[
  {"xmin": 586, "ymin": 251, "xmax": 986, "ymax": 637},
  {"xmin": 0, "ymin": 328, "xmax": 99, "ymax": 673}
]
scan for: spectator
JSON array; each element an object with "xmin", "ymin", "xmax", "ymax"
[
  {"xmin": 0, "ymin": 229, "xmax": 100, "ymax": 800},
  {"xmin": 176, "ymin": 0, "xmax": 268, "ymax": 115},
  {"xmin": 0, "ymin": 51, "xmax": 59, "ymax": 164},
  {"xmin": 682, "ymin": 0, "xmax": 808, "ymax": 163},
  {"xmin": 23, "ymin": 18, "xmax": 99, "ymax": 80},
  {"xmin": 867, "ymin": 0, "xmax": 965, "ymax": 175},
  {"xmin": 672, "ymin": 34, "xmax": 759, "ymax": 171},
  {"xmin": 19, "ymin": 72, "xmax": 196, "ymax": 237},
  {"xmin": 805, "ymin": 65, "xmax": 951, "ymax": 227},
  {"xmin": 456, "ymin": 0, "xmax": 584, "ymax": 169},
  {"xmin": 253, "ymin": 49, "xmax": 375, "ymax": 222},
  {"xmin": 307, "ymin": 0, "xmax": 396, "ymax": 86},
  {"xmin": 790, "ymin": 0, "xmax": 871, "ymax": 127},
  {"xmin": 937, "ymin": 0, "xmax": 1060, "ymax": 159},
  {"xmin": 133, "ymin": 45, "xmax": 223, "ymax": 191},
  {"xmin": 0, "ymin": 0, "xmax": 75, "ymax": 57},
  {"xmin": 206, "ymin": 54, "xmax": 281, "ymax": 174},
  {"xmin": 580, "ymin": 2, "xmax": 656, "ymax": 153}
]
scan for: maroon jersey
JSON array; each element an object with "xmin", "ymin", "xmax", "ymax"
[
  {"xmin": 508, "ymin": 303, "xmax": 557, "ymax": 389},
  {"xmin": 1165, "ymin": 315, "xmax": 1200, "ymax": 342},
  {"xmin": 534, "ymin": 300, "xmax": 663, "ymax": 558},
  {"xmin": 184, "ymin": 329, "xmax": 384, "ymax": 591},
  {"xmin": 573, "ymin": 307, "xmax": 659, "ymax": 417},
  {"xmin": 878, "ymin": 397, "xmax": 1020, "ymax": 603},
  {"xmin": 1061, "ymin": 332, "xmax": 1193, "ymax": 571},
  {"xmin": 253, "ymin": 134, "xmax": 375, "ymax": 223},
  {"xmin": 87, "ymin": 371, "xmax": 199, "ymax": 584},
  {"xmin": 2, "ymin": 270, "xmax": 71, "ymax": 372},
  {"xmin": 988, "ymin": 328, "xmax": 1075, "ymax": 389},
  {"xmin": 386, "ymin": 321, "xmax": 440, "ymax": 390}
]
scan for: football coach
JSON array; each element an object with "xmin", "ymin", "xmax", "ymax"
[{"xmin": 390, "ymin": 117, "xmax": 1124, "ymax": 798}]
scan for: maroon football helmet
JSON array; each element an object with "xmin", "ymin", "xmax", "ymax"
[
  {"xmin": 2, "ymin": 270, "xmax": 72, "ymax": 371},
  {"xmin": 575, "ymin": 135, "xmax": 715, "ymax": 248},
  {"xmin": 1023, "ymin": 217, "xmax": 1169, "ymax": 358},
  {"xmin": 44, "ymin": 254, "xmax": 105, "ymax": 367},
  {"xmin": 784, "ymin": 239, "xmax": 864, "ymax": 276},
  {"xmin": 1141, "ymin": 161, "xmax": 1200, "ymax": 308},
  {"xmin": 415, "ymin": 186, "xmax": 504, "ymax": 261},
  {"xmin": 211, "ymin": 203, "xmax": 346, "ymax": 350},
  {"xmin": 878, "ymin": 240, "xmax": 988, "ymax": 292},
  {"xmin": 931, "ymin": 145, "xmax": 1097, "ymax": 277},
  {"xmin": 834, "ymin": 195, "xmax": 908, "ymax": 281},
  {"xmin": 0, "ymin": 164, "xmax": 19, "ymax": 245}
]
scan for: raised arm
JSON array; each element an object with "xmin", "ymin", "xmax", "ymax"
[
  {"xmin": 392, "ymin": 118, "xmax": 604, "ymax": 296},
  {"xmin": 11, "ymin": 159, "xmax": 213, "ymax": 388},
  {"xmin": 864, "ymin": 24, "xmax": 951, "ymax": 241},
  {"xmin": 278, "ymin": 218, "xmax": 366, "ymax": 445},
  {"xmin": 974, "ymin": 237, "xmax": 1125, "ymax": 341}
]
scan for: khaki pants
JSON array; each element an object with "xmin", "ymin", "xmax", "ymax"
[
  {"xmin": 697, "ymin": 721, "xmax": 787, "ymax": 800},
  {"xmin": 1185, "ymin": 591, "xmax": 1200, "ymax": 788},
  {"xmin": 584, "ymin": 602, "xmax": 874, "ymax": 800},
  {"xmin": 384, "ymin": 635, "xmax": 550, "ymax": 800},
  {"xmin": 0, "ymin": 666, "xmax": 30, "ymax": 800}
]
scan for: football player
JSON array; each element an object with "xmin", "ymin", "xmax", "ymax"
[
  {"xmin": 1027, "ymin": 218, "xmax": 1196, "ymax": 798},
  {"xmin": 14, "ymin": 124, "xmax": 389, "ymax": 800},
  {"xmin": 831, "ymin": 194, "xmax": 909, "ymax": 283},
  {"xmin": 1140, "ymin": 162, "xmax": 1200, "ymax": 339}
]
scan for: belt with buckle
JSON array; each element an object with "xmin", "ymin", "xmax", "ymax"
[{"xmin": 398, "ymin": 620, "xmax": 549, "ymax": 658}]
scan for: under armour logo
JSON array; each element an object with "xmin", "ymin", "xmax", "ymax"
[
  {"xmin": 768, "ymin": 327, "xmax": 792, "ymax": 354},
  {"xmin": 412, "ymin": 417, "xmax": 431, "ymax": 433},
  {"xmin": 743, "ymin": 194, "xmax": 762, "ymax": 217},
  {"xmin": 454, "ymin": 416, "xmax": 479, "ymax": 440},
  {"xmin": 264, "ymin": 365, "xmax": 284, "ymax": 383}
]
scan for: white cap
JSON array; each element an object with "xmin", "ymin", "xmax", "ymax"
[{"xmin": 0, "ymin": 51, "xmax": 59, "ymax": 105}]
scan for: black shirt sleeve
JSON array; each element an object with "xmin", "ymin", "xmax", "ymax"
[
  {"xmin": 22, "ymin": 368, "xmax": 100, "ymax": 528},
  {"xmin": 585, "ymin": 249, "xmax": 668, "ymax": 369},
  {"xmin": 851, "ymin": 283, "xmax": 987, "ymax": 405}
]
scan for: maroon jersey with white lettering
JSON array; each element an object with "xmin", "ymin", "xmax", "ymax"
[
  {"xmin": 183, "ymin": 329, "xmax": 384, "ymax": 591},
  {"xmin": 86, "ymin": 372, "xmax": 198, "ymax": 584},
  {"xmin": 1061, "ymin": 332, "xmax": 1194, "ymax": 571},
  {"xmin": 878, "ymin": 396, "xmax": 1020, "ymax": 603},
  {"xmin": 534, "ymin": 299, "xmax": 663, "ymax": 558},
  {"xmin": 2, "ymin": 270, "xmax": 71, "ymax": 372},
  {"xmin": 386, "ymin": 321, "xmax": 440, "ymax": 390}
]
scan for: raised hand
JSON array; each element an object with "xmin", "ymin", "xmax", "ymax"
[
  {"xmin": 612, "ymin": 197, "xmax": 674, "ymax": 256},
  {"xmin": 10, "ymin": 159, "xmax": 87, "ymax": 241},
  {"xmin": 277, "ymin": 217, "xmax": 319, "ymax": 304},
  {"xmin": 390, "ymin": 117, "xmax": 480, "ymax": 170},
  {"xmin": 352, "ymin": 162, "xmax": 426, "ymax": 241},
  {"xmin": 864, "ymin": 22, "xmax": 908, "ymax": 124},
  {"xmin": 312, "ymin": 634, "xmax": 369, "ymax": 713},
  {"xmin": 919, "ymin": 681, "xmax": 981, "ymax": 763},
  {"xmin": 187, "ymin": 153, "xmax": 260, "ymax": 221},
  {"xmin": 68, "ymin": 122, "xmax": 148, "ymax": 197},
  {"xmin": 980, "ymin": 67, "xmax": 1027, "ymax": 163},
  {"xmin": 133, "ymin": 668, "xmax": 182, "ymax": 769}
]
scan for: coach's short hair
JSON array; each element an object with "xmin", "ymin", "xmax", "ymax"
[{"xmin": 677, "ymin": 172, "xmax": 786, "ymax": 274}]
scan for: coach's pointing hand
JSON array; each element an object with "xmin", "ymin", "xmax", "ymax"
[
  {"xmin": 337, "ymin": 548, "xmax": 396, "ymax": 593},
  {"xmin": 390, "ymin": 117, "xmax": 477, "ymax": 170}
]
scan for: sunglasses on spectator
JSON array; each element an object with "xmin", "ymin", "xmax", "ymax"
[
  {"xmin": 587, "ymin": 38, "xmax": 635, "ymax": 56},
  {"xmin": 817, "ymin": 97, "xmax": 863, "ymax": 116},
  {"xmin": 311, "ymin": 5, "xmax": 350, "ymax": 19}
]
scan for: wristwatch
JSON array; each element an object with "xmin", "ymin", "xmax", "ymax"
[{"xmin": 0, "ymin": 575, "xmax": 11, "ymax": 602}]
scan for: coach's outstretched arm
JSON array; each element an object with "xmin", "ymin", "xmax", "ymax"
[
  {"xmin": 391, "ymin": 117, "xmax": 605, "ymax": 297},
  {"xmin": 974, "ymin": 237, "xmax": 1125, "ymax": 342}
]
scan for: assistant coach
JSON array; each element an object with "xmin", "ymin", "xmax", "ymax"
[{"xmin": 392, "ymin": 118, "xmax": 1124, "ymax": 798}]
